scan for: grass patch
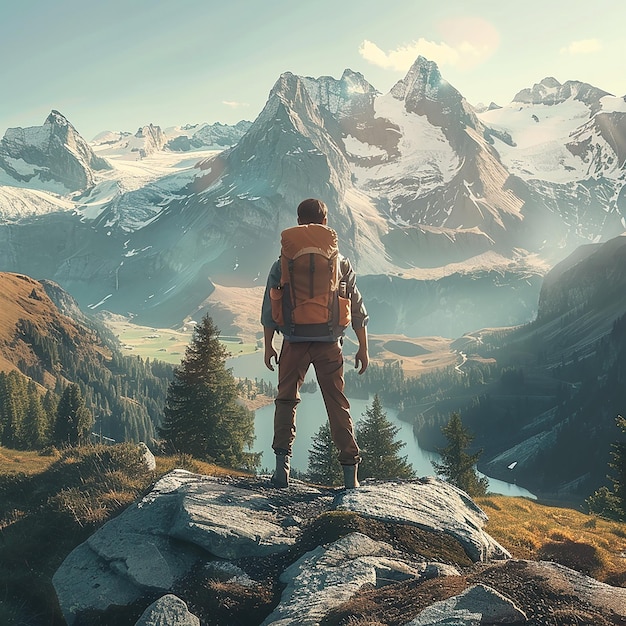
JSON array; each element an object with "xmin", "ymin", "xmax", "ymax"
[
  {"xmin": 300, "ymin": 511, "xmax": 474, "ymax": 567},
  {"xmin": 0, "ymin": 446, "xmax": 60, "ymax": 476},
  {"xmin": 476, "ymin": 495, "xmax": 626, "ymax": 585},
  {"xmin": 0, "ymin": 444, "xmax": 249, "ymax": 625},
  {"xmin": 103, "ymin": 318, "xmax": 258, "ymax": 365}
]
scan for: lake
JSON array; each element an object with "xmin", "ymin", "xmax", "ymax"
[{"xmin": 228, "ymin": 352, "xmax": 535, "ymax": 498}]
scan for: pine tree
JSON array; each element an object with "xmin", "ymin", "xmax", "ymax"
[
  {"xmin": 588, "ymin": 414, "xmax": 626, "ymax": 520},
  {"xmin": 0, "ymin": 371, "xmax": 28, "ymax": 448},
  {"xmin": 54, "ymin": 384, "xmax": 94, "ymax": 446},
  {"xmin": 159, "ymin": 315, "xmax": 259, "ymax": 470},
  {"xmin": 20, "ymin": 383, "xmax": 50, "ymax": 449},
  {"xmin": 433, "ymin": 412, "xmax": 489, "ymax": 497},
  {"xmin": 609, "ymin": 414, "xmax": 626, "ymax": 519},
  {"xmin": 307, "ymin": 421, "xmax": 343, "ymax": 486},
  {"xmin": 356, "ymin": 395, "xmax": 415, "ymax": 481}
]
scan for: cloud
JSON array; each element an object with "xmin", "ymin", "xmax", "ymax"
[
  {"xmin": 360, "ymin": 17, "xmax": 499, "ymax": 73},
  {"xmin": 222, "ymin": 100, "xmax": 249, "ymax": 108},
  {"xmin": 559, "ymin": 39, "xmax": 602, "ymax": 55},
  {"xmin": 359, "ymin": 39, "xmax": 459, "ymax": 71}
]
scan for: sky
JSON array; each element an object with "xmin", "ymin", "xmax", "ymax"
[{"xmin": 1, "ymin": 0, "xmax": 625, "ymax": 141}]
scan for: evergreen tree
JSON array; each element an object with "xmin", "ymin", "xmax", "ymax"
[
  {"xmin": 609, "ymin": 414, "xmax": 626, "ymax": 518},
  {"xmin": 0, "ymin": 371, "xmax": 28, "ymax": 448},
  {"xmin": 307, "ymin": 421, "xmax": 343, "ymax": 486},
  {"xmin": 159, "ymin": 315, "xmax": 259, "ymax": 470},
  {"xmin": 356, "ymin": 395, "xmax": 415, "ymax": 481},
  {"xmin": 54, "ymin": 384, "xmax": 94, "ymax": 446},
  {"xmin": 42, "ymin": 390, "xmax": 58, "ymax": 433},
  {"xmin": 587, "ymin": 414, "xmax": 626, "ymax": 520},
  {"xmin": 20, "ymin": 383, "xmax": 50, "ymax": 448},
  {"xmin": 433, "ymin": 412, "xmax": 489, "ymax": 497}
]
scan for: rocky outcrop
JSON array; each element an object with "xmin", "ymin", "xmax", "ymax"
[
  {"xmin": 536, "ymin": 233, "xmax": 626, "ymax": 326},
  {"xmin": 52, "ymin": 471, "xmax": 626, "ymax": 625},
  {"xmin": 133, "ymin": 124, "xmax": 166, "ymax": 157}
]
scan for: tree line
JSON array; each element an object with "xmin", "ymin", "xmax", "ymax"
[
  {"xmin": 4, "ymin": 307, "xmax": 624, "ymax": 516},
  {"xmin": 0, "ymin": 372, "xmax": 92, "ymax": 449},
  {"xmin": 5, "ymin": 317, "xmax": 175, "ymax": 446}
]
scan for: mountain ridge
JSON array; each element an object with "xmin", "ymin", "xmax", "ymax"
[{"xmin": 0, "ymin": 55, "xmax": 624, "ymax": 335}]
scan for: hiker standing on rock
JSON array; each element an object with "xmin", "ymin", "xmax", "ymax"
[{"xmin": 261, "ymin": 198, "xmax": 369, "ymax": 489}]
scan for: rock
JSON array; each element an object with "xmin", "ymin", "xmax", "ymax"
[
  {"xmin": 138, "ymin": 442, "xmax": 156, "ymax": 471},
  {"xmin": 261, "ymin": 532, "xmax": 429, "ymax": 626},
  {"xmin": 168, "ymin": 476, "xmax": 312, "ymax": 558},
  {"xmin": 134, "ymin": 594, "xmax": 199, "ymax": 626},
  {"xmin": 52, "ymin": 470, "xmax": 333, "ymax": 624},
  {"xmin": 53, "ymin": 471, "xmax": 202, "ymax": 624},
  {"xmin": 334, "ymin": 477, "xmax": 510, "ymax": 562},
  {"xmin": 522, "ymin": 560, "xmax": 626, "ymax": 619},
  {"xmin": 403, "ymin": 583, "xmax": 527, "ymax": 625},
  {"xmin": 53, "ymin": 470, "xmax": 623, "ymax": 626}
]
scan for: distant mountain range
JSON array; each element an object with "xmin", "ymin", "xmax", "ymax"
[{"xmin": 0, "ymin": 56, "xmax": 624, "ymax": 336}]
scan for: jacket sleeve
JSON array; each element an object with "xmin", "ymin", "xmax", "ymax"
[
  {"xmin": 260, "ymin": 259, "xmax": 281, "ymax": 329},
  {"xmin": 340, "ymin": 256, "xmax": 369, "ymax": 330}
]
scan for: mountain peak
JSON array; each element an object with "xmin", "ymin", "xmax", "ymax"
[
  {"xmin": 388, "ymin": 55, "xmax": 475, "ymax": 141},
  {"xmin": 389, "ymin": 56, "xmax": 445, "ymax": 103},
  {"xmin": 513, "ymin": 78, "xmax": 611, "ymax": 112},
  {"xmin": 0, "ymin": 110, "xmax": 110, "ymax": 191},
  {"xmin": 45, "ymin": 109, "xmax": 72, "ymax": 129}
]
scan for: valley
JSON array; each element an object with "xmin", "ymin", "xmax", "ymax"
[{"xmin": 102, "ymin": 312, "xmax": 461, "ymax": 378}]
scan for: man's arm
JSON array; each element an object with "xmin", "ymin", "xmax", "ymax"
[
  {"xmin": 339, "ymin": 257, "xmax": 369, "ymax": 374},
  {"xmin": 261, "ymin": 259, "xmax": 281, "ymax": 370},
  {"xmin": 354, "ymin": 326, "xmax": 369, "ymax": 375},
  {"xmin": 263, "ymin": 326, "xmax": 278, "ymax": 371}
]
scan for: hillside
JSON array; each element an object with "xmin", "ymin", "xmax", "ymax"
[
  {"xmin": 396, "ymin": 235, "xmax": 626, "ymax": 502},
  {"xmin": 0, "ymin": 272, "xmax": 173, "ymax": 445},
  {"xmin": 0, "ymin": 272, "xmax": 110, "ymax": 384}
]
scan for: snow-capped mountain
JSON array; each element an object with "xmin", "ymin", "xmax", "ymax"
[
  {"xmin": 0, "ymin": 110, "xmax": 111, "ymax": 193},
  {"xmin": 92, "ymin": 123, "xmax": 167, "ymax": 160},
  {"xmin": 165, "ymin": 120, "xmax": 252, "ymax": 151},
  {"xmin": 91, "ymin": 120, "xmax": 252, "ymax": 158},
  {"xmin": 0, "ymin": 57, "xmax": 624, "ymax": 336}
]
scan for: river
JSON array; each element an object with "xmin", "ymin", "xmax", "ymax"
[{"xmin": 227, "ymin": 352, "xmax": 535, "ymax": 498}]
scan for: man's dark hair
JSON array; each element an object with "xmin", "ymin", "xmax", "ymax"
[{"xmin": 297, "ymin": 198, "xmax": 328, "ymax": 224}]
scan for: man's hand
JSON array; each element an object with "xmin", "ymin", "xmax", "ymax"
[
  {"xmin": 263, "ymin": 326, "xmax": 278, "ymax": 371},
  {"xmin": 265, "ymin": 345, "xmax": 278, "ymax": 371},
  {"xmin": 354, "ymin": 326, "xmax": 369, "ymax": 374},
  {"xmin": 354, "ymin": 346, "xmax": 369, "ymax": 375}
]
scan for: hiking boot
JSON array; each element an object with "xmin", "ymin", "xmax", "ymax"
[
  {"xmin": 342, "ymin": 463, "xmax": 359, "ymax": 489},
  {"xmin": 271, "ymin": 453, "xmax": 290, "ymax": 488}
]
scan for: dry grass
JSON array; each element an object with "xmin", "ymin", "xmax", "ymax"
[
  {"xmin": 0, "ymin": 446, "xmax": 61, "ymax": 476},
  {"xmin": 155, "ymin": 453, "xmax": 249, "ymax": 478},
  {"xmin": 477, "ymin": 495, "xmax": 626, "ymax": 586},
  {"xmin": 0, "ymin": 444, "xmax": 251, "ymax": 624}
]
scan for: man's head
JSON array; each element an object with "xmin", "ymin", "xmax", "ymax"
[{"xmin": 297, "ymin": 198, "xmax": 328, "ymax": 225}]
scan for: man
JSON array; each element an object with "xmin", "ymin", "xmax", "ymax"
[{"xmin": 261, "ymin": 198, "xmax": 369, "ymax": 489}]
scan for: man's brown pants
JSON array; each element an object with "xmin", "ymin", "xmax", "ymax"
[{"xmin": 272, "ymin": 340, "xmax": 360, "ymax": 465}]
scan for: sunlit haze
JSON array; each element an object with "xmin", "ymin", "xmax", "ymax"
[{"xmin": 2, "ymin": 0, "xmax": 625, "ymax": 140}]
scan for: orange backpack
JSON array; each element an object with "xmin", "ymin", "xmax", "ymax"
[{"xmin": 270, "ymin": 224, "xmax": 351, "ymax": 341}]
